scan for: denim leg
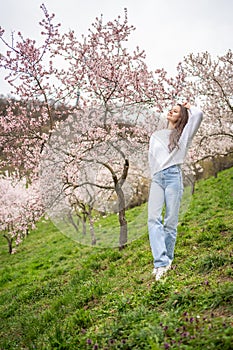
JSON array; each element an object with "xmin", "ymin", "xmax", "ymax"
[
  {"xmin": 164, "ymin": 172, "xmax": 183, "ymax": 261},
  {"xmin": 148, "ymin": 178, "xmax": 169, "ymax": 268}
]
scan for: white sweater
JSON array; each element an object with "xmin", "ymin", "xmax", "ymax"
[{"xmin": 148, "ymin": 106, "xmax": 203, "ymax": 177}]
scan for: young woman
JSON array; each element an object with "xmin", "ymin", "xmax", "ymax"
[{"xmin": 148, "ymin": 102, "xmax": 203, "ymax": 281}]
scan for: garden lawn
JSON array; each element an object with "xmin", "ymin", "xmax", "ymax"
[{"xmin": 0, "ymin": 167, "xmax": 233, "ymax": 349}]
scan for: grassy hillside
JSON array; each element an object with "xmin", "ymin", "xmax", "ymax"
[{"xmin": 0, "ymin": 168, "xmax": 233, "ymax": 350}]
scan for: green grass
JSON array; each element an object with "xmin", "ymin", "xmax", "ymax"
[
  {"xmin": 0, "ymin": 168, "xmax": 233, "ymax": 350},
  {"xmin": 53, "ymin": 202, "xmax": 148, "ymax": 248}
]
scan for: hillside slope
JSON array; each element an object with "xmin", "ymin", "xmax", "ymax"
[{"xmin": 0, "ymin": 168, "xmax": 233, "ymax": 349}]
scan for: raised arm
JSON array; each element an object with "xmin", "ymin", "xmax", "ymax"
[{"xmin": 181, "ymin": 103, "xmax": 203, "ymax": 142}]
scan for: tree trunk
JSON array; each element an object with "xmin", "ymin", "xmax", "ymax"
[
  {"xmin": 89, "ymin": 218, "xmax": 96, "ymax": 246},
  {"xmin": 212, "ymin": 158, "xmax": 218, "ymax": 178},
  {"xmin": 191, "ymin": 179, "xmax": 196, "ymax": 195},
  {"xmin": 3, "ymin": 234, "xmax": 13, "ymax": 254},
  {"xmin": 67, "ymin": 211, "xmax": 79, "ymax": 232},
  {"xmin": 82, "ymin": 217, "xmax": 87, "ymax": 235},
  {"xmin": 99, "ymin": 158, "xmax": 129, "ymax": 249},
  {"xmin": 116, "ymin": 183, "xmax": 128, "ymax": 249},
  {"xmin": 88, "ymin": 206, "xmax": 96, "ymax": 245}
]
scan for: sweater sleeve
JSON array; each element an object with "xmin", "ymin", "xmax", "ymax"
[{"xmin": 181, "ymin": 106, "xmax": 203, "ymax": 144}]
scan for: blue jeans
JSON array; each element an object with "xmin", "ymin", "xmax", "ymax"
[{"xmin": 148, "ymin": 165, "xmax": 183, "ymax": 268}]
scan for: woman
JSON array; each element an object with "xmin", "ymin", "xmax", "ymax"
[{"xmin": 148, "ymin": 102, "xmax": 203, "ymax": 281}]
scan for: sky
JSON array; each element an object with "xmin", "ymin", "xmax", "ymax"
[{"xmin": 0, "ymin": 0, "xmax": 232, "ymax": 95}]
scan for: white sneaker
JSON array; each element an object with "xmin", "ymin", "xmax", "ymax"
[
  {"xmin": 152, "ymin": 268, "xmax": 157, "ymax": 276},
  {"xmin": 155, "ymin": 265, "xmax": 171, "ymax": 281}
]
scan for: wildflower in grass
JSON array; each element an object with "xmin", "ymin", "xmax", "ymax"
[
  {"xmin": 181, "ymin": 331, "xmax": 190, "ymax": 338},
  {"xmin": 93, "ymin": 344, "xmax": 98, "ymax": 349},
  {"xmin": 164, "ymin": 342, "xmax": 170, "ymax": 349},
  {"xmin": 86, "ymin": 338, "xmax": 92, "ymax": 345}
]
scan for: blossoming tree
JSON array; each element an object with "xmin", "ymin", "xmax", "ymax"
[
  {"xmin": 0, "ymin": 177, "xmax": 44, "ymax": 253},
  {"xmin": 181, "ymin": 50, "xmax": 233, "ymax": 181},
  {"xmin": 0, "ymin": 5, "xmax": 184, "ymax": 248}
]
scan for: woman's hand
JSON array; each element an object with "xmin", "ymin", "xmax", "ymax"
[{"xmin": 182, "ymin": 102, "xmax": 191, "ymax": 109}]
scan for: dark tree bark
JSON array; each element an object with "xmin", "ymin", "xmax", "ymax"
[
  {"xmin": 112, "ymin": 159, "xmax": 129, "ymax": 250},
  {"xmin": 116, "ymin": 183, "xmax": 128, "ymax": 249},
  {"xmin": 3, "ymin": 234, "xmax": 13, "ymax": 254}
]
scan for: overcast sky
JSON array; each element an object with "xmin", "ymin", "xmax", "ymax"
[{"xmin": 0, "ymin": 0, "xmax": 232, "ymax": 95}]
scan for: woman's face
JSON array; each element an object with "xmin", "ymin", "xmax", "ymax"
[{"xmin": 167, "ymin": 105, "xmax": 181, "ymax": 124}]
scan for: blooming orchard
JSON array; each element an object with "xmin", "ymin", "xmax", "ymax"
[
  {"xmin": 0, "ymin": 5, "xmax": 184, "ymax": 249},
  {"xmin": 0, "ymin": 177, "xmax": 44, "ymax": 253},
  {"xmin": 0, "ymin": 5, "xmax": 232, "ymax": 250},
  {"xmin": 181, "ymin": 50, "xmax": 233, "ymax": 182}
]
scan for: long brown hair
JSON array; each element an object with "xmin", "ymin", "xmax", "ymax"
[{"xmin": 168, "ymin": 104, "xmax": 189, "ymax": 152}]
